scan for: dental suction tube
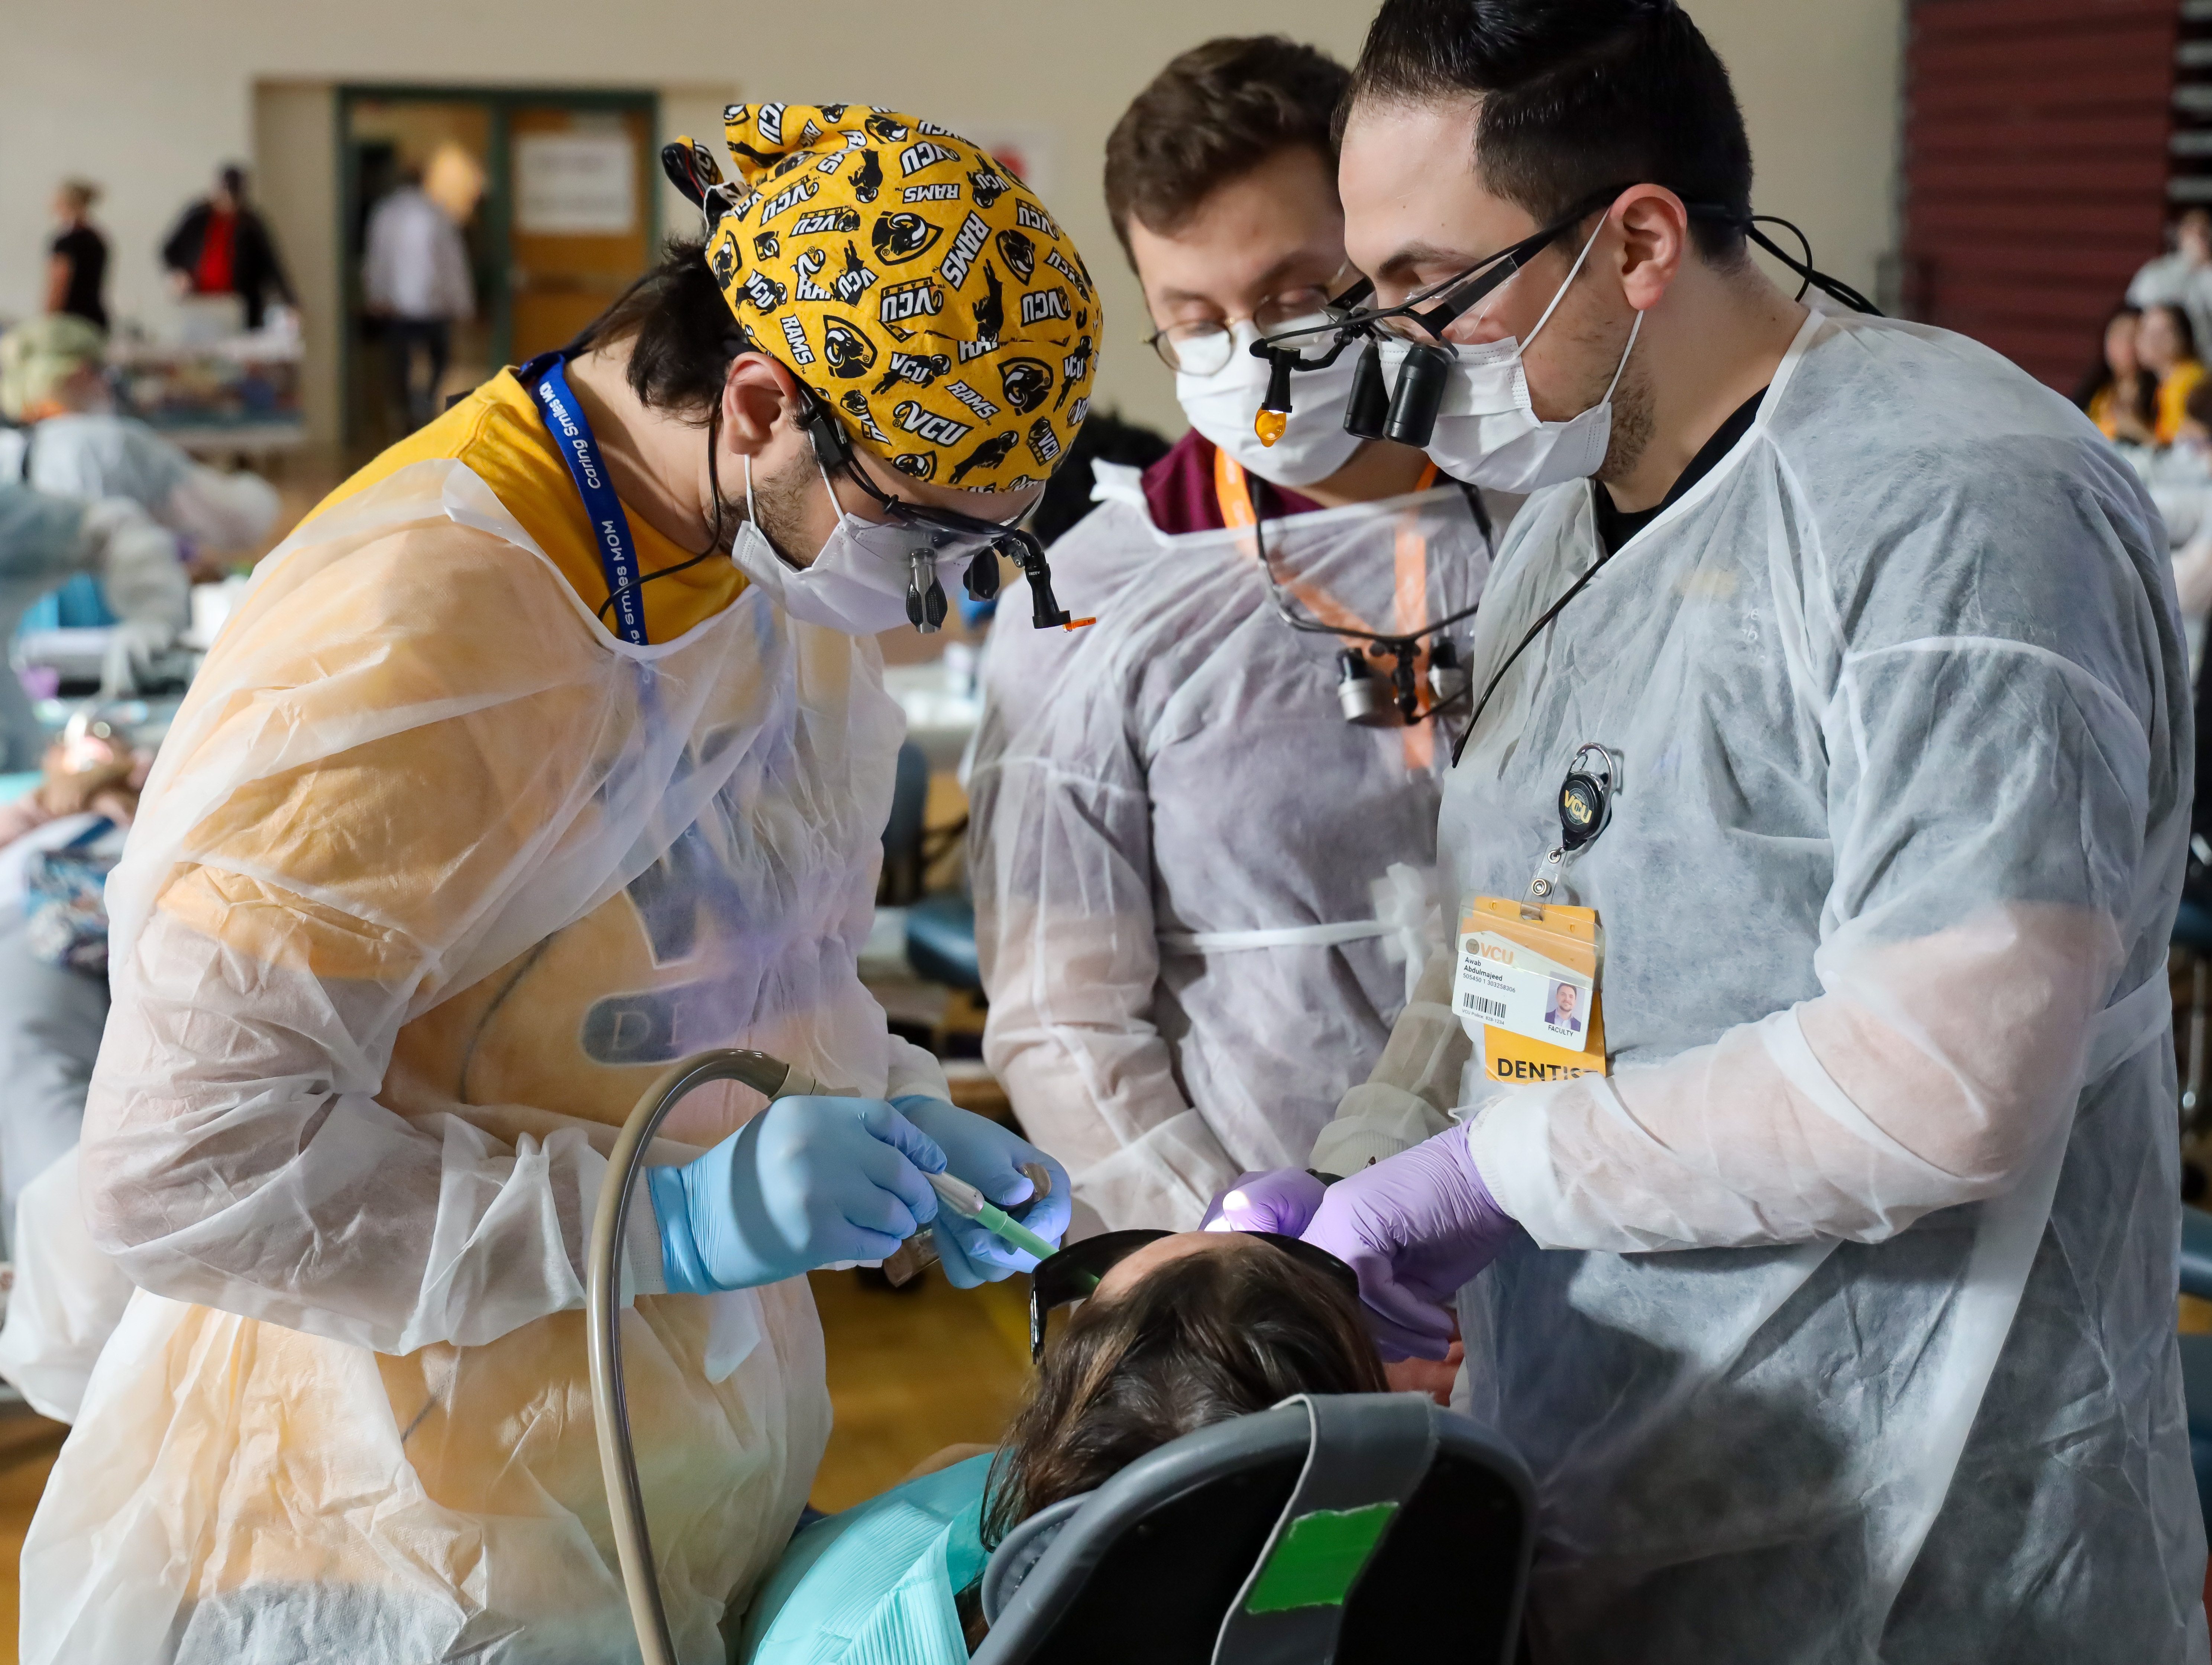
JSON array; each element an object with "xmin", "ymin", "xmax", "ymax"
[{"xmin": 587, "ymin": 1049, "xmax": 821, "ymax": 1665}]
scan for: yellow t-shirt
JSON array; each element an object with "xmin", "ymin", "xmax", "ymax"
[
  {"xmin": 2157, "ymin": 361, "xmax": 2206, "ymax": 446},
  {"xmin": 309, "ymin": 362, "xmax": 748, "ymax": 641}
]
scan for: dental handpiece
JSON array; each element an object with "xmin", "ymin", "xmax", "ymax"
[{"xmin": 926, "ymin": 1169, "xmax": 1060, "ymax": 1263}]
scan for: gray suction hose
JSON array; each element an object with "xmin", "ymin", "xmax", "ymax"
[{"xmin": 587, "ymin": 1049, "xmax": 820, "ymax": 1665}]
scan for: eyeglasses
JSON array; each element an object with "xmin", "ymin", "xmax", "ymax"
[
  {"xmin": 1145, "ymin": 273, "xmax": 1351, "ymax": 376},
  {"xmin": 1258, "ymin": 187, "xmax": 1635, "ymax": 365},
  {"xmin": 795, "ymin": 389, "xmax": 1082, "ymax": 630},
  {"xmin": 1027, "ymin": 1228, "xmax": 1360, "ymax": 1361}
]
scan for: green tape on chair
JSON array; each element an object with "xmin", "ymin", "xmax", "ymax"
[{"xmin": 1242, "ymin": 1502, "xmax": 1399, "ymax": 1614}]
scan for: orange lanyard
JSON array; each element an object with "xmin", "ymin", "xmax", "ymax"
[{"xmin": 1213, "ymin": 448, "xmax": 1442, "ymax": 769}]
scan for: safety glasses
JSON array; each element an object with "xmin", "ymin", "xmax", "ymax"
[
  {"xmin": 1257, "ymin": 184, "xmax": 1636, "ymax": 363},
  {"xmin": 1027, "ymin": 1229, "xmax": 1361, "ymax": 1362},
  {"xmin": 794, "ymin": 389, "xmax": 1081, "ymax": 630}
]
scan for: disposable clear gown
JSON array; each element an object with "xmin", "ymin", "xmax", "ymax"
[
  {"xmin": 0, "ymin": 413, "xmax": 280, "ymax": 552},
  {"xmin": 21, "ymin": 459, "xmax": 943, "ymax": 1664},
  {"xmin": 970, "ymin": 479, "xmax": 1488, "ymax": 1232},
  {"xmin": 1436, "ymin": 311, "xmax": 2202, "ymax": 1659}
]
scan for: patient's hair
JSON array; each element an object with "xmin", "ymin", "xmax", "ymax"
[{"xmin": 979, "ymin": 1238, "xmax": 1386, "ymax": 1550}]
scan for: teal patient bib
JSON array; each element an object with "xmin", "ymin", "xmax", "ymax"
[{"xmin": 740, "ymin": 1455, "xmax": 992, "ymax": 1665}]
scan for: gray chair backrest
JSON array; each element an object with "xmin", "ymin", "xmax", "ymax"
[{"xmin": 973, "ymin": 1393, "xmax": 1533, "ymax": 1665}]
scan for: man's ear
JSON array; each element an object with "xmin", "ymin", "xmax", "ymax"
[
  {"xmin": 721, "ymin": 351, "xmax": 797, "ymax": 453},
  {"xmin": 1614, "ymin": 187, "xmax": 1688, "ymax": 314}
]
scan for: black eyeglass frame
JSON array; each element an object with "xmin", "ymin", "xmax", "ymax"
[
  {"xmin": 1026, "ymin": 1228, "xmax": 1361, "ymax": 1362},
  {"xmin": 790, "ymin": 388, "xmax": 1079, "ymax": 629}
]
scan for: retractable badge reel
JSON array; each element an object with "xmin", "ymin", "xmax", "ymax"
[{"xmin": 1453, "ymin": 743, "xmax": 1617, "ymax": 1087}]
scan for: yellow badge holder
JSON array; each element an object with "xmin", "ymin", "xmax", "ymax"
[{"xmin": 1455, "ymin": 744, "xmax": 1617, "ymax": 1085}]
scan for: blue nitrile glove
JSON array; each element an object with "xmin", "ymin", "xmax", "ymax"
[
  {"xmin": 892, "ymin": 1096, "xmax": 1073, "ymax": 1286},
  {"xmin": 647, "ymin": 1096, "xmax": 945, "ymax": 1293}
]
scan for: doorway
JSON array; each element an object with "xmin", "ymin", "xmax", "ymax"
[{"xmin": 338, "ymin": 85, "xmax": 660, "ymax": 449}]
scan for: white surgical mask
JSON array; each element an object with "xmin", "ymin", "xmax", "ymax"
[
  {"xmin": 1177, "ymin": 320, "xmax": 1364, "ymax": 489},
  {"xmin": 729, "ymin": 453, "xmax": 984, "ymax": 636},
  {"xmin": 1400, "ymin": 221, "xmax": 1643, "ymax": 494}
]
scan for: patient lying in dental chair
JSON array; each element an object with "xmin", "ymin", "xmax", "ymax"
[{"xmin": 741, "ymin": 1230, "xmax": 1385, "ymax": 1665}]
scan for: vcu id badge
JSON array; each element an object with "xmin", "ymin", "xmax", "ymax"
[
  {"xmin": 1453, "ymin": 741, "xmax": 1617, "ymax": 1084},
  {"xmin": 1454, "ymin": 896, "xmax": 1606, "ymax": 1084}
]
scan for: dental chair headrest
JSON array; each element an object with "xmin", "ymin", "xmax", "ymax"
[{"xmin": 973, "ymin": 1392, "xmax": 1532, "ymax": 1665}]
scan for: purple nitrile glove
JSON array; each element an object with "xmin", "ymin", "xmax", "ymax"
[
  {"xmin": 1300, "ymin": 1127, "xmax": 1517, "ymax": 1362},
  {"xmin": 1200, "ymin": 1169, "xmax": 1328, "ymax": 1236}
]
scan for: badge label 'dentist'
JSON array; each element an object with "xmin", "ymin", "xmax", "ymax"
[{"xmin": 1456, "ymin": 896, "xmax": 1608, "ymax": 1082}]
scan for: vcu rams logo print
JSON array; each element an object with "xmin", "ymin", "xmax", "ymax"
[
  {"xmin": 873, "ymin": 352, "xmax": 951, "ymax": 395},
  {"xmin": 972, "ymin": 264, "xmax": 1006, "ymax": 342},
  {"xmin": 834, "ymin": 243, "xmax": 879, "ymax": 305},
  {"xmin": 793, "ymin": 247, "xmax": 833, "ymax": 302},
  {"xmin": 950, "ymin": 431, "xmax": 1019, "ymax": 485},
  {"xmin": 708, "ymin": 103, "xmax": 1103, "ymax": 494},
  {"xmin": 850, "ymin": 150, "xmax": 884, "ymax": 203},
  {"xmin": 994, "ymin": 229, "xmax": 1036, "ymax": 284},
  {"xmin": 1024, "ymin": 416, "xmax": 1063, "ymax": 468},
  {"xmin": 791, "ymin": 206, "xmax": 862, "ymax": 238},
  {"xmin": 893, "ymin": 400, "xmax": 973, "ymax": 446},
  {"xmin": 840, "ymin": 389, "xmax": 890, "ymax": 444},
  {"xmin": 998, "ymin": 358, "xmax": 1052, "ymax": 414},
  {"xmin": 878, "ymin": 277, "xmax": 943, "ymax": 326},
  {"xmin": 872, "ymin": 212, "xmax": 944, "ymax": 265},
  {"xmin": 741, "ymin": 269, "xmax": 788, "ymax": 311},
  {"xmin": 822, "ymin": 317, "xmax": 878, "ymax": 380}
]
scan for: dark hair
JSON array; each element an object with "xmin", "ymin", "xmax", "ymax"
[
  {"xmin": 1347, "ymin": 0, "xmax": 1752, "ymax": 263},
  {"xmin": 2186, "ymin": 374, "xmax": 2212, "ymax": 434},
  {"xmin": 1104, "ymin": 36, "xmax": 1351, "ymax": 260},
  {"xmin": 2145, "ymin": 300, "xmax": 2201, "ymax": 368},
  {"xmin": 2074, "ymin": 303, "xmax": 2148, "ymax": 418},
  {"xmin": 979, "ymin": 1238, "xmax": 1386, "ymax": 1551},
  {"xmin": 569, "ymin": 236, "xmax": 747, "ymax": 426},
  {"xmin": 218, "ymin": 165, "xmax": 248, "ymax": 199},
  {"xmin": 1028, "ymin": 408, "xmax": 1173, "ymax": 547}
]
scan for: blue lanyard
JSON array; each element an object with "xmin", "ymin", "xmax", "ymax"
[{"xmin": 524, "ymin": 352, "xmax": 648, "ymax": 646}]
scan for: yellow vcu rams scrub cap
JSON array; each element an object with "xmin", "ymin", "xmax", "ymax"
[{"xmin": 667, "ymin": 104, "xmax": 1101, "ymax": 495}]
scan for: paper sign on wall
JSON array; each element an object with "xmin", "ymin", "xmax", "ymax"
[{"xmin": 515, "ymin": 132, "xmax": 637, "ymax": 235}]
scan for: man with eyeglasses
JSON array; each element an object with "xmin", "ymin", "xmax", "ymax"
[
  {"xmin": 1214, "ymin": 2, "xmax": 2200, "ymax": 1658},
  {"xmin": 968, "ymin": 37, "xmax": 1495, "ymax": 1262},
  {"xmin": 24, "ymin": 106, "xmax": 1087, "ymax": 1665}
]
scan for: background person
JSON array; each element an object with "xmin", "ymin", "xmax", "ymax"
[
  {"xmin": 363, "ymin": 164, "xmax": 477, "ymax": 433},
  {"xmin": 160, "ymin": 164, "xmax": 294, "ymax": 330},
  {"xmin": 2138, "ymin": 300, "xmax": 2205, "ymax": 446},
  {"xmin": 0, "ymin": 314, "xmax": 279, "ymax": 558},
  {"xmin": 2130, "ymin": 206, "xmax": 2212, "ymax": 364},
  {"xmin": 20, "ymin": 104, "xmax": 1093, "ymax": 1665},
  {"xmin": 2078, "ymin": 304, "xmax": 2156, "ymax": 444},
  {"xmin": 45, "ymin": 180, "xmax": 108, "ymax": 333},
  {"xmin": 0, "ymin": 481, "xmax": 187, "ymax": 771},
  {"xmin": 971, "ymin": 36, "xmax": 1492, "ymax": 1236},
  {"xmin": 1218, "ymin": 0, "xmax": 2200, "ymax": 1655},
  {"xmin": 739, "ymin": 1230, "xmax": 1385, "ymax": 1664}
]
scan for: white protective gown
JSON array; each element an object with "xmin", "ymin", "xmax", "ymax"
[
  {"xmin": 21, "ymin": 442, "xmax": 945, "ymax": 1663},
  {"xmin": 970, "ymin": 469, "xmax": 1489, "ymax": 1232},
  {"xmin": 0, "ymin": 412, "xmax": 279, "ymax": 552},
  {"xmin": 1396, "ymin": 309, "xmax": 2200, "ymax": 1658}
]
